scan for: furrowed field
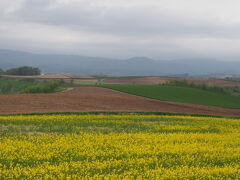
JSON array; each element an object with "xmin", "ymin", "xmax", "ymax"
[{"xmin": 0, "ymin": 114, "xmax": 239, "ymax": 179}]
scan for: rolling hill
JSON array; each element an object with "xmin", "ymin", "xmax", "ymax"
[
  {"xmin": 1, "ymin": 49, "xmax": 240, "ymax": 76},
  {"xmin": 101, "ymin": 84, "xmax": 240, "ymax": 108}
]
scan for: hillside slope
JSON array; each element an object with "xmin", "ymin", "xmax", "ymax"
[
  {"xmin": 1, "ymin": 49, "xmax": 240, "ymax": 76},
  {"xmin": 101, "ymin": 84, "xmax": 240, "ymax": 108}
]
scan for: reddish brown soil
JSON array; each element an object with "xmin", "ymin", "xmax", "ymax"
[
  {"xmin": 0, "ymin": 87, "xmax": 240, "ymax": 116},
  {"xmin": 1, "ymin": 74, "xmax": 94, "ymax": 79},
  {"xmin": 104, "ymin": 77, "xmax": 240, "ymax": 86},
  {"xmin": 181, "ymin": 78, "xmax": 240, "ymax": 87},
  {"xmin": 103, "ymin": 77, "xmax": 173, "ymax": 84},
  {"xmin": 2, "ymin": 74, "xmax": 239, "ymax": 86}
]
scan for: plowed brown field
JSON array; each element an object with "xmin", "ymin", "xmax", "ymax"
[
  {"xmin": 1, "ymin": 74, "xmax": 94, "ymax": 79},
  {"xmin": 104, "ymin": 77, "xmax": 240, "ymax": 86},
  {"xmin": 0, "ymin": 87, "xmax": 240, "ymax": 116}
]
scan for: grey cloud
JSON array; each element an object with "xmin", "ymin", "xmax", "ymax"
[
  {"xmin": 1, "ymin": 0, "xmax": 240, "ymax": 60},
  {"xmin": 4, "ymin": 0, "xmax": 234, "ymax": 38}
]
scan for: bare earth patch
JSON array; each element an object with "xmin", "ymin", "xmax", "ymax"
[
  {"xmin": 0, "ymin": 87, "xmax": 240, "ymax": 116},
  {"xmin": 141, "ymin": 121, "xmax": 169, "ymax": 125},
  {"xmin": 103, "ymin": 76, "xmax": 240, "ymax": 86},
  {"xmin": 1, "ymin": 124, "xmax": 37, "ymax": 132}
]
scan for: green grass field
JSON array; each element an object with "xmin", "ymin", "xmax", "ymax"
[
  {"xmin": 0, "ymin": 79, "xmax": 65, "ymax": 94},
  {"xmin": 101, "ymin": 84, "xmax": 240, "ymax": 108},
  {"xmin": 0, "ymin": 114, "xmax": 239, "ymax": 179},
  {"xmin": 0, "ymin": 79, "xmax": 38, "ymax": 94}
]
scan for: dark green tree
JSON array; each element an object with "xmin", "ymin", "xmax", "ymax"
[
  {"xmin": 0, "ymin": 68, "xmax": 4, "ymax": 75},
  {"xmin": 5, "ymin": 66, "xmax": 41, "ymax": 76}
]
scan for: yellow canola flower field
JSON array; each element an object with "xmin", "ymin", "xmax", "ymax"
[{"xmin": 0, "ymin": 114, "xmax": 239, "ymax": 179}]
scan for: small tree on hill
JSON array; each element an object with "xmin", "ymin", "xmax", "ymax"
[
  {"xmin": 5, "ymin": 66, "xmax": 41, "ymax": 76},
  {"xmin": 0, "ymin": 68, "xmax": 4, "ymax": 75}
]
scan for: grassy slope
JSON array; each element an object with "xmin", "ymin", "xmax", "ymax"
[
  {"xmin": 0, "ymin": 79, "xmax": 38, "ymax": 94},
  {"xmin": 101, "ymin": 84, "xmax": 240, "ymax": 108},
  {"xmin": 0, "ymin": 79, "xmax": 66, "ymax": 94}
]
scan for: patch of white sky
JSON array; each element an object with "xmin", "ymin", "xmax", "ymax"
[
  {"xmin": 1, "ymin": 0, "xmax": 240, "ymax": 59},
  {"xmin": 56, "ymin": 0, "xmax": 240, "ymax": 23}
]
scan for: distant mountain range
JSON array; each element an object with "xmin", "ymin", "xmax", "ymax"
[{"xmin": 0, "ymin": 49, "xmax": 239, "ymax": 76}]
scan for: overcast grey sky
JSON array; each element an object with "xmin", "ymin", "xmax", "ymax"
[{"xmin": 1, "ymin": 0, "xmax": 240, "ymax": 60}]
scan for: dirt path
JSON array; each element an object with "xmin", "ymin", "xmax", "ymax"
[{"xmin": 0, "ymin": 87, "xmax": 240, "ymax": 116}]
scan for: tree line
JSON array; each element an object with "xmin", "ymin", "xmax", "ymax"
[{"xmin": 0, "ymin": 66, "xmax": 41, "ymax": 76}]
